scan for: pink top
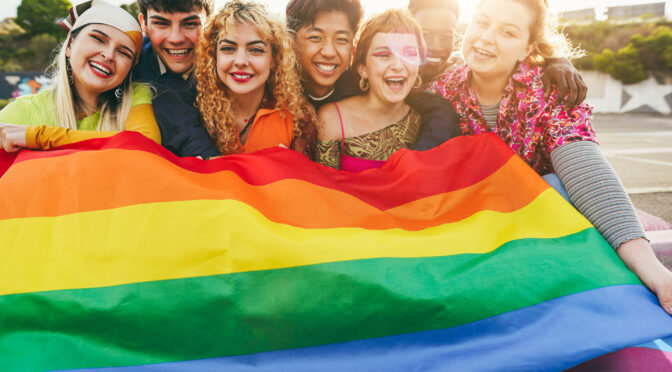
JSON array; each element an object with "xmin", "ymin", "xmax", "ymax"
[
  {"xmin": 334, "ymin": 103, "xmax": 386, "ymax": 172},
  {"xmin": 429, "ymin": 62, "xmax": 598, "ymax": 175}
]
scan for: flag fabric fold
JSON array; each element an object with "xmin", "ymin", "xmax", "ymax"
[{"xmin": 0, "ymin": 132, "xmax": 670, "ymax": 371}]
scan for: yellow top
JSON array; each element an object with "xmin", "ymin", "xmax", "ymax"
[{"xmin": 0, "ymin": 83, "xmax": 160, "ymax": 149}]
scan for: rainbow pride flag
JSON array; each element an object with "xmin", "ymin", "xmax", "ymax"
[{"xmin": 1, "ymin": 132, "xmax": 671, "ymax": 371}]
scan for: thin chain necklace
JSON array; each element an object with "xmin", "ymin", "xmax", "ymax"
[{"xmin": 306, "ymin": 88, "xmax": 335, "ymax": 102}]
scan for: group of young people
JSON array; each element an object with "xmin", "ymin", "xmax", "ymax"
[{"xmin": 0, "ymin": 0, "xmax": 670, "ymax": 314}]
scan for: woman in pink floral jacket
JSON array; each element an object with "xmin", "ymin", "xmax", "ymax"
[{"xmin": 431, "ymin": 0, "xmax": 672, "ymax": 314}]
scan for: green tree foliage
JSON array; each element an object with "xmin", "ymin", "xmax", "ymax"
[
  {"xmin": 16, "ymin": 0, "xmax": 70, "ymax": 38},
  {"xmin": 121, "ymin": 2, "xmax": 140, "ymax": 19},
  {"xmin": 28, "ymin": 34, "xmax": 60, "ymax": 70},
  {"xmin": 593, "ymin": 45, "xmax": 648, "ymax": 84},
  {"xmin": 565, "ymin": 20, "xmax": 672, "ymax": 84},
  {"xmin": 630, "ymin": 27, "xmax": 672, "ymax": 70},
  {"xmin": 0, "ymin": 20, "xmax": 60, "ymax": 73}
]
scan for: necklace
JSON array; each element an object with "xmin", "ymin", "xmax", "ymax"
[
  {"xmin": 306, "ymin": 88, "xmax": 335, "ymax": 102},
  {"xmin": 239, "ymin": 116, "xmax": 255, "ymax": 136}
]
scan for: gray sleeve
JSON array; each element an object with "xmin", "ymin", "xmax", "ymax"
[{"xmin": 550, "ymin": 140, "xmax": 647, "ymax": 249}]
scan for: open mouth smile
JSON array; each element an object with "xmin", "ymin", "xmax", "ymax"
[
  {"xmin": 230, "ymin": 72, "xmax": 254, "ymax": 82},
  {"xmin": 164, "ymin": 48, "xmax": 192, "ymax": 58},
  {"xmin": 385, "ymin": 77, "xmax": 407, "ymax": 91},
  {"xmin": 425, "ymin": 56, "xmax": 446, "ymax": 64},
  {"xmin": 314, "ymin": 62, "xmax": 338, "ymax": 76},
  {"xmin": 473, "ymin": 46, "xmax": 495, "ymax": 58},
  {"xmin": 89, "ymin": 61, "xmax": 112, "ymax": 78}
]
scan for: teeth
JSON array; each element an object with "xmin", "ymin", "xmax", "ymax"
[
  {"xmin": 474, "ymin": 47, "xmax": 494, "ymax": 57},
  {"xmin": 315, "ymin": 63, "xmax": 336, "ymax": 72},
  {"xmin": 426, "ymin": 57, "xmax": 443, "ymax": 63},
  {"xmin": 386, "ymin": 78, "xmax": 405, "ymax": 83},
  {"xmin": 166, "ymin": 48, "xmax": 190, "ymax": 56},
  {"xmin": 233, "ymin": 74, "xmax": 252, "ymax": 79},
  {"xmin": 89, "ymin": 61, "xmax": 111, "ymax": 75}
]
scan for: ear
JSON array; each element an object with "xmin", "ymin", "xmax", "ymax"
[
  {"xmin": 138, "ymin": 13, "xmax": 148, "ymax": 35},
  {"xmin": 356, "ymin": 63, "xmax": 367, "ymax": 80}
]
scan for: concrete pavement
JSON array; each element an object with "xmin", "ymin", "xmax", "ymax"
[{"xmin": 592, "ymin": 113, "xmax": 672, "ymax": 266}]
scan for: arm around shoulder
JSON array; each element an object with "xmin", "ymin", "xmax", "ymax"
[
  {"xmin": 123, "ymin": 83, "xmax": 160, "ymax": 144},
  {"xmin": 407, "ymin": 91, "xmax": 462, "ymax": 151},
  {"xmin": 124, "ymin": 104, "xmax": 161, "ymax": 144}
]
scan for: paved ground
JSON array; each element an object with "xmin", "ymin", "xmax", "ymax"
[
  {"xmin": 592, "ymin": 113, "xmax": 672, "ymax": 223},
  {"xmin": 592, "ymin": 113, "xmax": 672, "ymax": 266}
]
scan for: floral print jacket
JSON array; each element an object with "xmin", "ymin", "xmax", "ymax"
[{"xmin": 429, "ymin": 62, "xmax": 597, "ymax": 175}]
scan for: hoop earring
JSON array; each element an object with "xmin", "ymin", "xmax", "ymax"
[
  {"xmin": 114, "ymin": 87, "xmax": 123, "ymax": 99},
  {"xmin": 66, "ymin": 57, "xmax": 74, "ymax": 85},
  {"xmin": 413, "ymin": 76, "xmax": 422, "ymax": 90},
  {"xmin": 359, "ymin": 77, "xmax": 369, "ymax": 91}
]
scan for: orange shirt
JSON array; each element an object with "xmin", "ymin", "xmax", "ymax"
[{"xmin": 238, "ymin": 108, "xmax": 295, "ymax": 153}]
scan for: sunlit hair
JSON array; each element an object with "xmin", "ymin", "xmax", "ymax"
[
  {"xmin": 407, "ymin": 0, "xmax": 459, "ymax": 19},
  {"xmin": 477, "ymin": 0, "xmax": 583, "ymax": 65},
  {"xmin": 351, "ymin": 8, "xmax": 426, "ymax": 82},
  {"xmin": 48, "ymin": 26, "xmax": 134, "ymax": 131},
  {"xmin": 195, "ymin": 0, "xmax": 314, "ymax": 155}
]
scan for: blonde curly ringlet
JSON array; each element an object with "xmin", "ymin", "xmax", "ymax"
[
  {"xmin": 49, "ymin": 29, "xmax": 134, "ymax": 131},
  {"xmin": 195, "ymin": 0, "xmax": 314, "ymax": 155},
  {"xmin": 477, "ymin": 0, "xmax": 584, "ymax": 66}
]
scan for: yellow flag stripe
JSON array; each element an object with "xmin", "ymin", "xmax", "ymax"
[{"xmin": 0, "ymin": 189, "xmax": 590, "ymax": 296}]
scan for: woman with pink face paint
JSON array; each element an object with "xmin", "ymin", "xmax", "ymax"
[
  {"xmin": 315, "ymin": 9, "xmax": 429, "ymax": 171},
  {"xmin": 0, "ymin": 0, "xmax": 160, "ymax": 152},
  {"xmin": 430, "ymin": 0, "xmax": 672, "ymax": 314}
]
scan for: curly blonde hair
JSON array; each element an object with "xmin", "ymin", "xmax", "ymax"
[{"xmin": 195, "ymin": 0, "xmax": 314, "ymax": 155}]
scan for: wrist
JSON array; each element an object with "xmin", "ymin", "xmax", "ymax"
[{"xmin": 617, "ymin": 238, "xmax": 670, "ymax": 288}]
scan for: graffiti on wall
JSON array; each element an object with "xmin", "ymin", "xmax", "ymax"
[{"xmin": 1, "ymin": 73, "xmax": 51, "ymax": 100}]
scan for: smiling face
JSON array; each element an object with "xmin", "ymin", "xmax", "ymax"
[
  {"xmin": 139, "ymin": 7, "xmax": 205, "ymax": 74},
  {"xmin": 295, "ymin": 10, "xmax": 354, "ymax": 97},
  {"xmin": 66, "ymin": 24, "xmax": 136, "ymax": 99},
  {"xmin": 413, "ymin": 7, "xmax": 458, "ymax": 83},
  {"xmin": 357, "ymin": 32, "xmax": 420, "ymax": 105},
  {"xmin": 463, "ymin": 0, "xmax": 534, "ymax": 80},
  {"xmin": 216, "ymin": 23, "xmax": 272, "ymax": 101}
]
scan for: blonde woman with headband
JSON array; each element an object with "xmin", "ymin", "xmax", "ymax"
[
  {"xmin": 195, "ymin": 0, "xmax": 316, "ymax": 157},
  {"xmin": 0, "ymin": 0, "xmax": 160, "ymax": 152},
  {"xmin": 430, "ymin": 0, "xmax": 672, "ymax": 313}
]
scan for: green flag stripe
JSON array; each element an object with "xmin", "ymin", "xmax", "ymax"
[{"xmin": 0, "ymin": 228, "xmax": 639, "ymax": 371}]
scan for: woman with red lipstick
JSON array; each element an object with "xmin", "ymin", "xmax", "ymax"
[
  {"xmin": 315, "ymin": 9, "xmax": 425, "ymax": 171},
  {"xmin": 430, "ymin": 0, "xmax": 672, "ymax": 314},
  {"xmin": 0, "ymin": 0, "xmax": 160, "ymax": 152},
  {"xmin": 194, "ymin": 1, "xmax": 316, "ymax": 156}
]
